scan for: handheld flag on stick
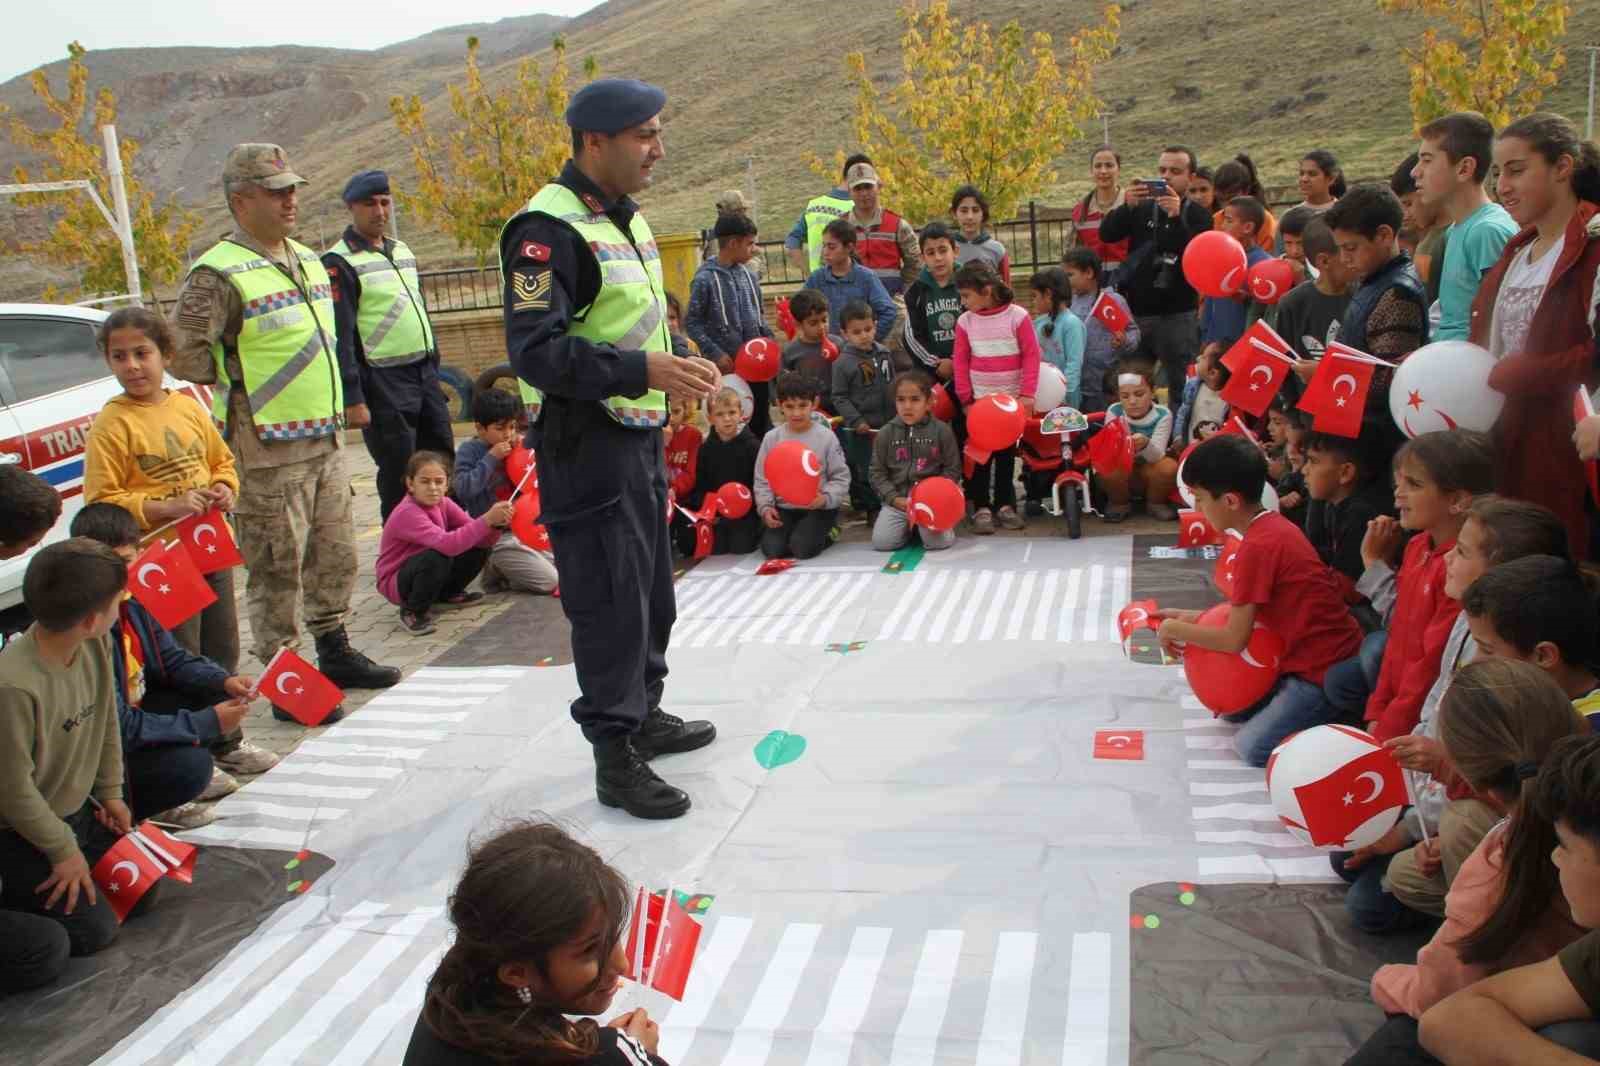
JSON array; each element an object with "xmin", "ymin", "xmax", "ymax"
[
  {"xmin": 174, "ymin": 509, "xmax": 244, "ymax": 574},
  {"xmin": 127, "ymin": 538, "xmax": 217, "ymax": 629},
  {"xmin": 252, "ymin": 647, "xmax": 343, "ymax": 726}
]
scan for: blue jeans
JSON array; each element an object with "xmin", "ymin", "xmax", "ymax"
[
  {"xmin": 1324, "ymin": 630, "xmax": 1388, "ymax": 719},
  {"xmin": 1230, "ymin": 674, "xmax": 1340, "ymax": 767},
  {"xmin": 1330, "ymin": 850, "xmax": 1430, "ymax": 934}
]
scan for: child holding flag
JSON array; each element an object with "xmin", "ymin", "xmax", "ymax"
[
  {"xmin": 452, "ymin": 389, "xmax": 559, "ymax": 596},
  {"xmin": 1062, "ymin": 247, "xmax": 1139, "ymax": 413}
]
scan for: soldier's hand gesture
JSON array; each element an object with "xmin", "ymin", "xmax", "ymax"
[{"xmin": 646, "ymin": 351, "xmax": 719, "ymax": 404}]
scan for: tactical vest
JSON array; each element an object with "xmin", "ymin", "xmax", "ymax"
[
  {"xmin": 191, "ymin": 239, "xmax": 342, "ymax": 442},
  {"xmin": 1337, "ymin": 253, "xmax": 1430, "ymax": 353},
  {"xmin": 803, "ymin": 189, "xmax": 854, "ymax": 273},
  {"xmin": 323, "ymin": 235, "xmax": 435, "ymax": 367},
  {"xmin": 854, "ymin": 209, "xmax": 907, "ymax": 293},
  {"xmin": 500, "ymin": 182, "xmax": 670, "ymax": 428}
]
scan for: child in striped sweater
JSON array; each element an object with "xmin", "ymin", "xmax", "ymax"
[
  {"xmin": 1101, "ymin": 361, "xmax": 1179, "ymax": 522},
  {"xmin": 952, "ymin": 261, "xmax": 1042, "ymax": 533}
]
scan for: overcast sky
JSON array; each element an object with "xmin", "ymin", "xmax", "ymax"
[{"xmin": 2, "ymin": 1, "xmax": 602, "ymax": 84}]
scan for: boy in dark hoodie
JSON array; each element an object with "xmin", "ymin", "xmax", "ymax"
[
  {"xmin": 870, "ymin": 371, "xmax": 961, "ymax": 551},
  {"xmin": 832, "ymin": 300, "xmax": 898, "ymax": 521},
  {"xmin": 1301, "ymin": 431, "xmax": 1395, "ymax": 618},
  {"xmin": 686, "ymin": 211, "xmax": 775, "ymax": 434},
  {"xmin": 686, "ymin": 387, "xmax": 763, "ymax": 555}
]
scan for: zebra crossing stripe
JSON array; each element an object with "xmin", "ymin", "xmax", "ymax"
[
  {"xmin": 976, "ymin": 932, "xmax": 1038, "ymax": 1066},
  {"xmin": 269, "ymin": 762, "xmax": 404, "ymax": 780},
  {"xmin": 1190, "ymin": 803, "xmax": 1280, "ymax": 822},
  {"xmin": 1030, "ymin": 569, "xmax": 1061, "ymax": 643},
  {"xmin": 889, "ymin": 929, "xmax": 963, "ymax": 1066},
  {"xmin": 204, "ymin": 799, "xmax": 346, "ymax": 821},
  {"xmin": 1002, "ymin": 573, "xmax": 1036, "ymax": 641},
  {"xmin": 1062, "ymin": 932, "xmax": 1111, "ymax": 1066},
  {"xmin": 951, "ymin": 570, "xmax": 993, "ymax": 644},
  {"xmin": 801, "ymin": 926, "xmax": 892, "ymax": 1066},
  {"xmin": 237, "ymin": 780, "xmax": 377, "ymax": 800},
  {"xmin": 927, "ymin": 571, "xmax": 970, "ymax": 643},
  {"xmin": 412, "ymin": 666, "xmax": 524, "ymax": 679},
  {"xmin": 296, "ymin": 741, "xmax": 424, "ymax": 760},
  {"xmin": 181, "ymin": 824, "xmax": 315, "ymax": 848},
  {"xmin": 255, "ymin": 907, "xmax": 442, "ymax": 1063},
  {"xmin": 719, "ymin": 923, "xmax": 823, "ymax": 1066},
  {"xmin": 1055, "ymin": 569, "xmax": 1082, "ymax": 643},
  {"xmin": 690, "ymin": 570, "xmax": 775, "ymax": 648},
  {"xmin": 1108, "ymin": 563, "xmax": 1130, "ymax": 642},
  {"xmin": 978, "ymin": 571, "xmax": 1014, "ymax": 641},
  {"xmin": 902, "ymin": 570, "xmax": 952, "ymax": 642},
  {"xmin": 1185, "ymin": 736, "xmax": 1235, "ymax": 750},
  {"xmin": 1187, "ymin": 758, "xmax": 1249, "ymax": 770},
  {"xmin": 659, "ymin": 915, "xmax": 755, "ymax": 1065},
  {"xmin": 805, "ymin": 571, "xmax": 871, "ymax": 645},
  {"xmin": 363, "ymin": 695, "xmax": 487, "ymax": 709},
  {"xmin": 1189, "ymin": 781, "xmax": 1268, "ymax": 797},
  {"xmin": 782, "ymin": 574, "xmax": 845, "ymax": 644},
  {"xmin": 317, "ymin": 726, "xmax": 446, "ymax": 743},
  {"xmin": 372, "ymin": 682, "xmax": 507, "ymax": 695},
  {"xmin": 878, "ymin": 571, "xmax": 925, "ymax": 640},
  {"xmin": 325, "ymin": 948, "xmax": 443, "ymax": 1065},
  {"xmin": 1197, "ymin": 855, "xmax": 1341, "ymax": 883},
  {"xmin": 1195, "ymin": 830, "xmax": 1306, "ymax": 848},
  {"xmin": 346, "ymin": 710, "xmax": 468, "ymax": 724}
]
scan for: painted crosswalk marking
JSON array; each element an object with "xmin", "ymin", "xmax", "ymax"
[
  {"xmin": 889, "ymin": 929, "xmax": 963, "ymax": 1066},
  {"xmin": 1063, "ymin": 932, "xmax": 1112, "ymax": 1066},
  {"xmin": 802, "ymin": 926, "xmax": 892, "ymax": 1066},
  {"xmin": 719, "ymin": 923, "xmax": 822, "ymax": 1066}
]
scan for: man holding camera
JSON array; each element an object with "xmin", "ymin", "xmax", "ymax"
[{"xmin": 1098, "ymin": 147, "xmax": 1213, "ymax": 393}]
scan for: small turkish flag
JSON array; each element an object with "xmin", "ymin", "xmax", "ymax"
[
  {"xmin": 127, "ymin": 538, "xmax": 217, "ymax": 630},
  {"xmin": 127, "ymin": 821, "xmax": 197, "ymax": 884},
  {"xmin": 1085, "ymin": 417, "xmax": 1135, "ymax": 474},
  {"xmin": 174, "ymin": 509, "xmax": 243, "ymax": 574},
  {"xmin": 1219, "ymin": 323, "xmax": 1295, "ymax": 417},
  {"xmin": 1117, "ymin": 599, "xmax": 1159, "ymax": 642},
  {"xmin": 1088, "ymin": 290, "xmax": 1131, "ymax": 334},
  {"xmin": 1287, "ymin": 735, "xmax": 1406, "ymax": 848},
  {"xmin": 1577, "ymin": 387, "xmax": 1599, "ymax": 507},
  {"xmin": 1178, "ymin": 509, "xmax": 1223, "ymax": 548},
  {"xmin": 693, "ymin": 522, "xmax": 713, "ymax": 560},
  {"xmin": 755, "ymin": 558, "xmax": 796, "ymax": 575},
  {"xmin": 1093, "ymin": 729, "xmax": 1145, "ymax": 760},
  {"xmin": 1298, "ymin": 351, "xmax": 1377, "ymax": 438},
  {"xmin": 1217, "ymin": 414, "xmax": 1261, "ymax": 446},
  {"xmin": 624, "ymin": 887, "xmax": 705, "ymax": 1001},
  {"xmin": 253, "ymin": 647, "xmax": 343, "ymax": 726},
  {"xmin": 92, "ymin": 832, "xmax": 167, "ymax": 923}
]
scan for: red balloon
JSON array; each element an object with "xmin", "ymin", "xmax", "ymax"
[
  {"xmin": 1247, "ymin": 257, "xmax": 1298, "ymax": 304},
  {"xmin": 1183, "ymin": 603, "xmax": 1286, "ymax": 716},
  {"xmin": 504, "ymin": 445, "xmax": 534, "ymax": 490},
  {"xmin": 716, "ymin": 481, "xmax": 754, "ymax": 519},
  {"xmin": 930, "ymin": 384, "xmax": 956, "ymax": 422},
  {"xmin": 1182, "ymin": 230, "xmax": 1250, "ymax": 298},
  {"xmin": 776, "ymin": 297, "xmax": 798, "ymax": 340},
  {"xmin": 764, "ymin": 439, "xmax": 822, "ymax": 506},
  {"xmin": 735, "ymin": 337, "xmax": 781, "ymax": 382},
  {"xmin": 820, "ymin": 336, "xmax": 840, "ymax": 363},
  {"xmin": 511, "ymin": 491, "xmax": 548, "ymax": 552},
  {"xmin": 965, "ymin": 394, "xmax": 1027, "ymax": 451},
  {"xmin": 907, "ymin": 476, "xmax": 964, "ymax": 532}
]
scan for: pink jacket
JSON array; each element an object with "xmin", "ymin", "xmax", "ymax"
[
  {"xmin": 952, "ymin": 302, "xmax": 1042, "ymax": 404},
  {"xmin": 376, "ymin": 495, "xmax": 498, "ymax": 604},
  {"xmin": 1371, "ymin": 822, "xmax": 1585, "ymax": 1017}
]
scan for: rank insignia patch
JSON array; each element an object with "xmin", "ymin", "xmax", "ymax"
[{"xmin": 511, "ymin": 269, "xmax": 553, "ymax": 312}]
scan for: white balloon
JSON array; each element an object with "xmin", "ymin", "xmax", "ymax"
[
  {"xmin": 1267, "ymin": 724, "xmax": 1405, "ymax": 850},
  {"xmin": 1033, "ymin": 365, "xmax": 1068, "ymax": 413},
  {"xmin": 1176, "ymin": 445, "xmax": 1278, "ymax": 511},
  {"xmin": 1388, "ymin": 340, "xmax": 1504, "ymax": 438},
  {"xmin": 721, "ymin": 373, "xmax": 755, "ymax": 425}
]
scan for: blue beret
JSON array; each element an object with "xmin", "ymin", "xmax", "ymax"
[
  {"xmin": 342, "ymin": 169, "xmax": 389, "ymax": 203},
  {"xmin": 565, "ymin": 78, "xmax": 666, "ymax": 134}
]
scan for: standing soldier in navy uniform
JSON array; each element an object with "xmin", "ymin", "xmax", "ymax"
[
  {"xmin": 322, "ymin": 169, "xmax": 455, "ymax": 522},
  {"xmin": 500, "ymin": 79, "xmax": 720, "ymax": 820}
]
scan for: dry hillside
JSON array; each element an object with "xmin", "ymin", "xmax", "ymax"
[{"xmin": 1, "ymin": 0, "xmax": 1598, "ymax": 299}]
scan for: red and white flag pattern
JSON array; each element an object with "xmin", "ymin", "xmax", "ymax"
[
  {"xmin": 1297, "ymin": 344, "xmax": 1385, "ymax": 438},
  {"xmin": 1218, "ymin": 322, "xmax": 1296, "ymax": 417},
  {"xmin": 126, "ymin": 538, "xmax": 217, "ymax": 630},
  {"xmin": 623, "ymin": 886, "xmax": 705, "ymax": 1001},
  {"xmin": 1088, "ymin": 291, "xmax": 1131, "ymax": 334},
  {"xmin": 173, "ymin": 509, "xmax": 244, "ymax": 574},
  {"xmin": 90, "ymin": 822, "xmax": 199, "ymax": 922},
  {"xmin": 253, "ymin": 647, "xmax": 343, "ymax": 726},
  {"xmin": 1178, "ymin": 509, "xmax": 1223, "ymax": 548},
  {"xmin": 1285, "ymin": 732, "xmax": 1406, "ymax": 848}
]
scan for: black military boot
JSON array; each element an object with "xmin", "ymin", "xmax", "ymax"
[
  {"xmin": 631, "ymin": 709, "xmax": 717, "ymax": 761},
  {"xmin": 314, "ymin": 627, "xmax": 402, "ymax": 690},
  {"xmin": 594, "ymin": 738, "xmax": 691, "ymax": 820},
  {"xmin": 272, "ymin": 703, "xmax": 346, "ymax": 725}
]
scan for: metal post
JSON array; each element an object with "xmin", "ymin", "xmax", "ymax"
[
  {"xmin": 1027, "ymin": 201, "xmax": 1040, "ymax": 272},
  {"xmin": 1588, "ymin": 46, "xmax": 1598, "ymax": 142},
  {"xmin": 100, "ymin": 125, "xmax": 142, "ymax": 306},
  {"xmin": 1102, "ymin": 112, "xmax": 1110, "ymax": 145}
]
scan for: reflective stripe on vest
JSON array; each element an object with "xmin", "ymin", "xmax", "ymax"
[
  {"xmin": 855, "ymin": 210, "xmax": 905, "ymax": 288},
  {"xmin": 324, "ymin": 236, "xmax": 435, "ymax": 367},
  {"xmin": 191, "ymin": 238, "xmax": 343, "ymax": 442},
  {"xmin": 499, "ymin": 182, "xmax": 671, "ymax": 429},
  {"xmin": 803, "ymin": 191, "xmax": 853, "ymax": 272}
]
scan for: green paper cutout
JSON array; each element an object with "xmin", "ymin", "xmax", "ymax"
[
  {"xmin": 754, "ymin": 729, "xmax": 807, "ymax": 769},
  {"xmin": 825, "ymin": 641, "xmax": 868, "ymax": 654},
  {"xmin": 883, "ymin": 543, "xmax": 926, "ymax": 574}
]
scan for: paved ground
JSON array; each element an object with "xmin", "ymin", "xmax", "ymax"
[{"xmin": 227, "ymin": 429, "xmax": 1172, "ymax": 769}]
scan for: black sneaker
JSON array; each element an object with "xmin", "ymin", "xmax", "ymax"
[
  {"xmin": 593, "ymin": 738, "xmax": 691, "ymax": 819},
  {"xmin": 632, "ymin": 708, "xmax": 717, "ymax": 760},
  {"xmin": 399, "ymin": 608, "xmax": 437, "ymax": 635},
  {"xmin": 1025, "ymin": 499, "xmax": 1045, "ymax": 517},
  {"xmin": 315, "ymin": 627, "xmax": 402, "ymax": 689},
  {"xmin": 273, "ymin": 703, "xmax": 346, "ymax": 725}
]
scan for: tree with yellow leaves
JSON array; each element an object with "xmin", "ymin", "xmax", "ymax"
[
  {"xmin": 390, "ymin": 37, "xmax": 595, "ymax": 266},
  {"xmin": 1, "ymin": 42, "xmax": 200, "ymax": 304},
  {"xmin": 1378, "ymin": 0, "xmax": 1569, "ymax": 129},
  {"xmin": 812, "ymin": 1, "xmax": 1120, "ymax": 225}
]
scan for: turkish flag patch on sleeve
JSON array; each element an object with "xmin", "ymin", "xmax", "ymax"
[{"xmin": 519, "ymin": 240, "xmax": 551, "ymax": 263}]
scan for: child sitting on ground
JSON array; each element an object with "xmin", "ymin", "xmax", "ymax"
[
  {"xmin": 1156, "ymin": 435, "xmax": 1363, "ymax": 767},
  {"xmin": 1102, "ymin": 361, "xmax": 1178, "ymax": 522},
  {"xmin": 1335, "ymin": 497, "xmax": 1570, "ymax": 935},
  {"xmin": 870, "ymin": 371, "xmax": 962, "ymax": 553},
  {"xmin": 1275, "ymin": 408, "xmax": 1310, "ymax": 528},
  {"xmin": 404, "ymin": 820, "xmax": 666, "ymax": 1066},
  {"xmin": 831, "ymin": 299, "xmax": 897, "ymax": 523},
  {"xmin": 0, "ymin": 540, "xmax": 138, "ymax": 964},
  {"xmin": 755, "ymin": 372, "xmax": 850, "ymax": 561},
  {"xmin": 1463, "ymin": 555, "xmax": 1600, "ymax": 723},
  {"xmin": 1172, "ymin": 343, "xmax": 1231, "ymax": 448},
  {"xmin": 1029, "ymin": 267, "xmax": 1086, "ymax": 411},
  {"xmin": 954, "ymin": 259, "xmax": 1041, "ymax": 533},
  {"xmin": 665, "ymin": 397, "xmax": 705, "ymax": 516},
  {"xmin": 1301, "ymin": 431, "xmax": 1392, "ymax": 606},
  {"xmin": 1063, "ymin": 247, "xmax": 1139, "ymax": 414},
  {"xmin": 451, "ymin": 389, "xmax": 558, "ymax": 596},
  {"xmin": 780, "ymin": 288, "xmax": 839, "ymax": 402},
  {"xmin": 1327, "ymin": 430, "xmax": 1494, "ymax": 737},
  {"xmin": 686, "ymin": 387, "xmax": 762, "ymax": 556},
  {"xmin": 377, "ymin": 452, "xmax": 511, "ymax": 635}
]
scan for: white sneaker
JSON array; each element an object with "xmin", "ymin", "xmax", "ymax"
[
  {"xmin": 153, "ymin": 802, "xmax": 216, "ymax": 831},
  {"xmin": 198, "ymin": 766, "xmax": 239, "ymax": 802},
  {"xmin": 214, "ymin": 740, "xmax": 281, "ymax": 776}
]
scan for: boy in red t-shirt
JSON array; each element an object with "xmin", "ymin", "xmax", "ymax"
[{"xmin": 1158, "ymin": 435, "xmax": 1365, "ymax": 766}]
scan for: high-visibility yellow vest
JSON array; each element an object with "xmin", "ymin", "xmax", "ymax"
[
  {"xmin": 323, "ymin": 235, "xmax": 435, "ymax": 367},
  {"xmin": 191, "ymin": 238, "xmax": 343, "ymax": 441},
  {"xmin": 500, "ymin": 182, "xmax": 670, "ymax": 428},
  {"xmin": 803, "ymin": 189, "xmax": 854, "ymax": 272}
]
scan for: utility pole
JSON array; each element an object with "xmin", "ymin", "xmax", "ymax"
[
  {"xmin": 1102, "ymin": 112, "xmax": 1110, "ymax": 145},
  {"xmin": 1587, "ymin": 46, "xmax": 1599, "ymax": 141},
  {"xmin": 101, "ymin": 126, "xmax": 142, "ymax": 306}
]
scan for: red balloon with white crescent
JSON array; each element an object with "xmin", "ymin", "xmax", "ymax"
[
  {"xmin": 1246, "ymin": 257, "xmax": 1297, "ymax": 305},
  {"xmin": 511, "ymin": 492, "xmax": 547, "ymax": 551},
  {"xmin": 1181, "ymin": 230, "xmax": 1250, "ymax": 299},
  {"xmin": 716, "ymin": 481, "xmax": 754, "ymax": 519},
  {"xmin": 1182, "ymin": 602, "xmax": 1286, "ymax": 715},
  {"xmin": 764, "ymin": 439, "xmax": 823, "ymax": 506},
  {"xmin": 907, "ymin": 476, "xmax": 964, "ymax": 532},
  {"xmin": 820, "ymin": 336, "xmax": 840, "ymax": 364},
  {"xmin": 930, "ymin": 385, "xmax": 956, "ymax": 423},
  {"xmin": 966, "ymin": 394, "xmax": 1028, "ymax": 451},
  {"xmin": 734, "ymin": 337, "xmax": 781, "ymax": 382}
]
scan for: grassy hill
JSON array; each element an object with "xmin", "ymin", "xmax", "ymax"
[{"xmin": 2, "ymin": 0, "xmax": 1598, "ymax": 299}]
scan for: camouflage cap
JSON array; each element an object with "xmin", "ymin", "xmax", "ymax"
[{"xmin": 223, "ymin": 144, "xmax": 306, "ymax": 190}]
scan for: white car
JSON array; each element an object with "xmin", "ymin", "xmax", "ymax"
[{"xmin": 0, "ymin": 303, "xmax": 211, "ymax": 611}]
